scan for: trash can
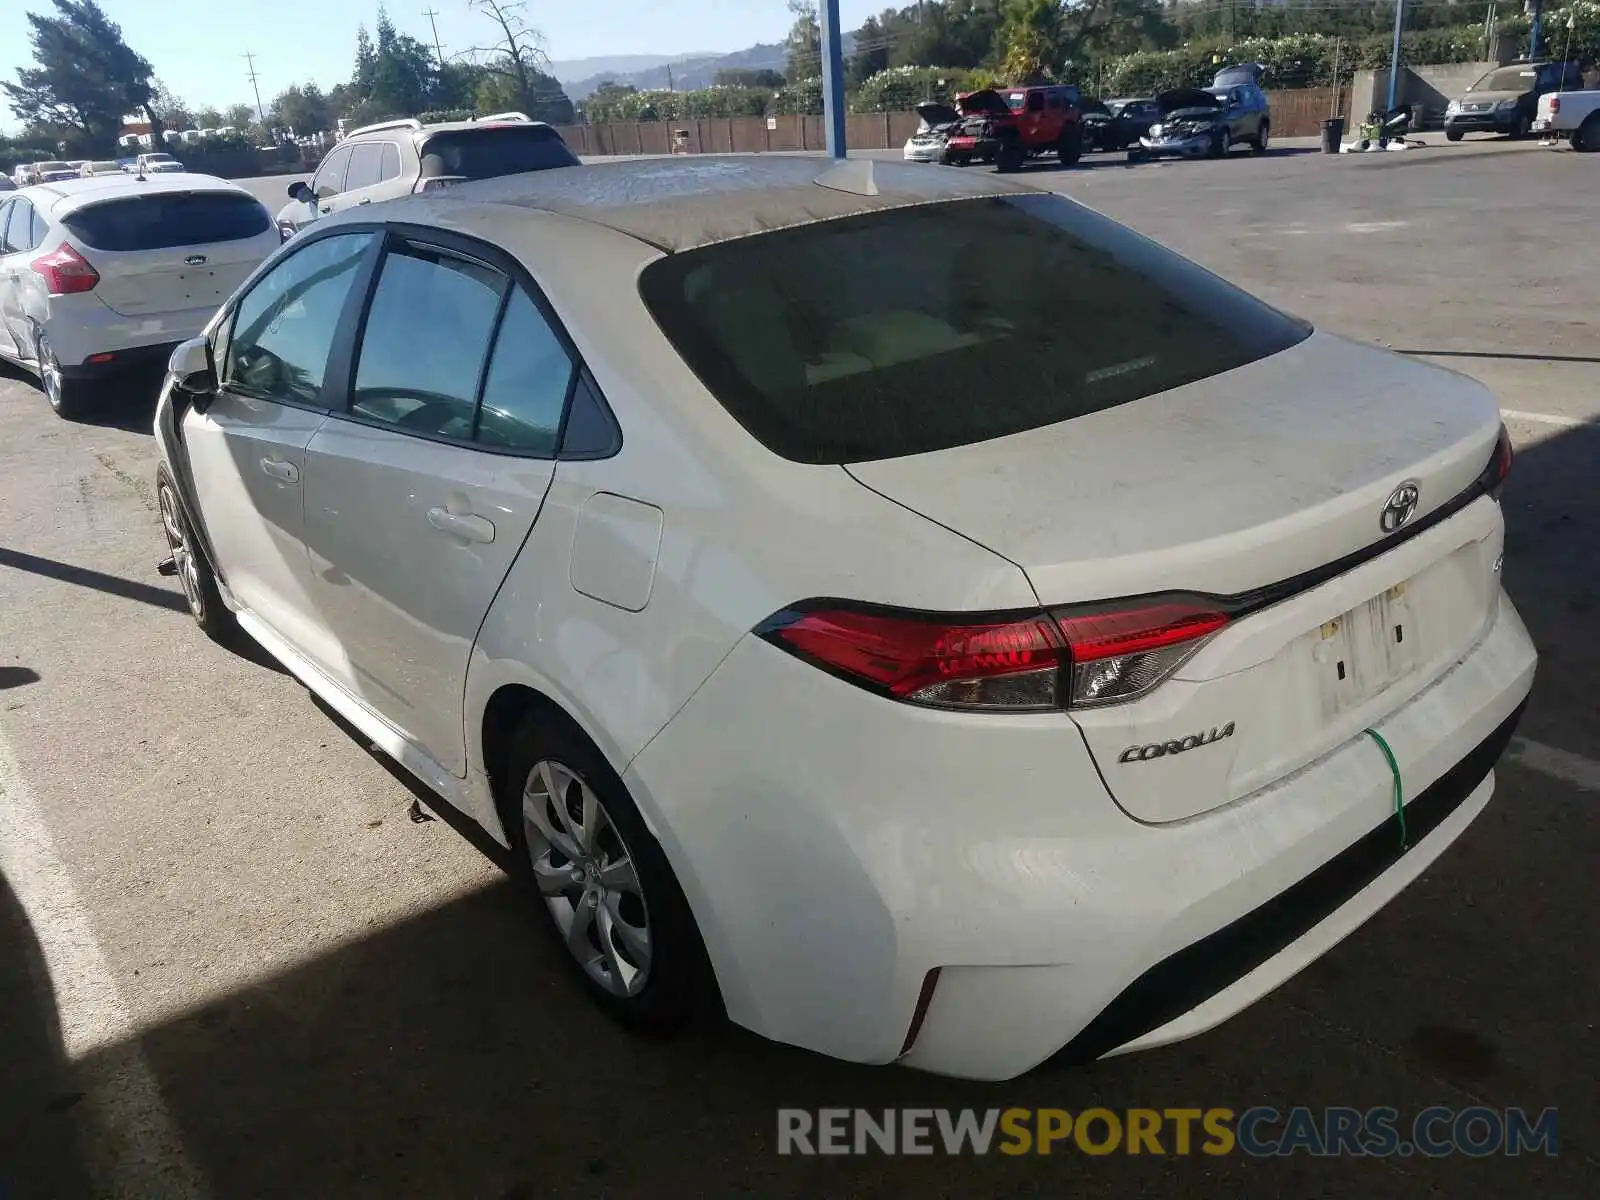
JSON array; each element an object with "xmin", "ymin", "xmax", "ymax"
[
  {"xmin": 1410, "ymin": 104, "xmax": 1427, "ymax": 133},
  {"xmin": 1321, "ymin": 116, "xmax": 1345, "ymax": 154}
]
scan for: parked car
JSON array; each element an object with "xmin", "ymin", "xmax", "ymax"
[
  {"xmin": 78, "ymin": 159, "xmax": 124, "ymax": 178},
  {"xmin": 1445, "ymin": 60, "xmax": 1583, "ymax": 141},
  {"xmin": 275, "ymin": 112, "xmax": 579, "ymax": 240},
  {"xmin": 135, "ymin": 152, "xmax": 186, "ymax": 174},
  {"xmin": 1081, "ymin": 97, "xmax": 1161, "ymax": 152},
  {"xmin": 0, "ymin": 176, "xmax": 14, "ymax": 193},
  {"xmin": 152, "ymin": 156, "xmax": 1531, "ymax": 1081},
  {"xmin": 0, "ymin": 173, "xmax": 278, "ymax": 418},
  {"xmin": 1133, "ymin": 83, "xmax": 1270, "ymax": 160},
  {"xmin": 1533, "ymin": 86, "xmax": 1600, "ymax": 150},
  {"xmin": 31, "ymin": 161, "xmax": 80, "ymax": 184},
  {"xmin": 940, "ymin": 85, "xmax": 1083, "ymax": 172},
  {"xmin": 902, "ymin": 101, "xmax": 964, "ymax": 163}
]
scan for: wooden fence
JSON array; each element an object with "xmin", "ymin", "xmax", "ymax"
[{"xmin": 552, "ymin": 89, "xmax": 1349, "ymax": 158}]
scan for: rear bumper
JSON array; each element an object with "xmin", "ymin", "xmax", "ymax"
[
  {"xmin": 58, "ymin": 339, "xmax": 179, "ymax": 379},
  {"xmin": 627, "ymin": 588, "xmax": 1535, "ymax": 1080},
  {"xmin": 44, "ymin": 298, "xmax": 215, "ymax": 370}
]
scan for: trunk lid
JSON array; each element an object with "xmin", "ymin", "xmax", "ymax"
[
  {"xmin": 846, "ymin": 332, "xmax": 1506, "ymax": 822},
  {"xmin": 60, "ymin": 190, "xmax": 276, "ymax": 318}
]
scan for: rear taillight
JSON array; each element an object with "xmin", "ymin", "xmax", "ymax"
[
  {"xmin": 1550, "ymin": 97, "xmax": 1561, "ymax": 114},
  {"xmin": 1481, "ymin": 423, "xmax": 1513, "ymax": 499},
  {"xmin": 759, "ymin": 596, "xmax": 1228, "ymax": 712},
  {"xmin": 31, "ymin": 244, "xmax": 99, "ymax": 295}
]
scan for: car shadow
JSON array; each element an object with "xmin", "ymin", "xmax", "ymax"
[{"xmin": 70, "ymin": 367, "xmax": 165, "ymax": 434}]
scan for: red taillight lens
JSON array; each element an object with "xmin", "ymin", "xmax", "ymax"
[
  {"xmin": 760, "ymin": 597, "xmax": 1228, "ymax": 711},
  {"xmin": 1550, "ymin": 97, "xmax": 1561, "ymax": 114},
  {"xmin": 31, "ymin": 244, "xmax": 100, "ymax": 295},
  {"xmin": 1481, "ymin": 423, "xmax": 1513, "ymax": 498},
  {"xmin": 1052, "ymin": 601, "xmax": 1229, "ymax": 707}
]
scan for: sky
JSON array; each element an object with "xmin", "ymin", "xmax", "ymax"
[{"xmin": 1, "ymin": 0, "xmax": 885, "ymax": 129}]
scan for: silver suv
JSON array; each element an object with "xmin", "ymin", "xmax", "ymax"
[{"xmin": 275, "ymin": 112, "xmax": 578, "ymax": 239}]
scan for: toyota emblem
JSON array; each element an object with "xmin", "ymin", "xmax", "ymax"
[
  {"xmin": 184, "ymin": 254, "xmax": 207, "ymax": 266},
  {"xmin": 1380, "ymin": 480, "xmax": 1421, "ymax": 533}
]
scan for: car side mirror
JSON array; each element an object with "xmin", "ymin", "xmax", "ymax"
[
  {"xmin": 287, "ymin": 180, "xmax": 314, "ymax": 203},
  {"xmin": 169, "ymin": 336, "xmax": 216, "ymax": 403}
]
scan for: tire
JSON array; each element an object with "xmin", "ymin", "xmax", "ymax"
[
  {"xmin": 1208, "ymin": 128, "xmax": 1230, "ymax": 159},
  {"xmin": 1445, "ymin": 127, "xmax": 1463, "ymax": 142},
  {"xmin": 156, "ymin": 467, "xmax": 234, "ymax": 641},
  {"xmin": 1252, "ymin": 121, "xmax": 1270, "ymax": 153},
  {"xmin": 33, "ymin": 328, "xmax": 89, "ymax": 420},
  {"xmin": 1126, "ymin": 148, "xmax": 1146, "ymax": 163},
  {"xmin": 1572, "ymin": 114, "xmax": 1600, "ymax": 152},
  {"xmin": 1512, "ymin": 113, "xmax": 1532, "ymax": 140},
  {"xmin": 502, "ymin": 709, "xmax": 707, "ymax": 1033},
  {"xmin": 1056, "ymin": 125, "xmax": 1083, "ymax": 167},
  {"xmin": 994, "ymin": 140, "xmax": 1023, "ymax": 173}
]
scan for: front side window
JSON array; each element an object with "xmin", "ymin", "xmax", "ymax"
[
  {"xmin": 311, "ymin": 147, "xmax": 351, "ymax": 196},
  {"xmin": 475, "ymin": 288, "xmax": 574, "ymax": 454},
  {"xmin": 224, "ymin": 232, "xmax": 374, "ymax": 406},
  {"xmin": 349, "ymin": 241, "xmax": 505, "ymax": 438},
  {"xmin": 640, "ymin": 194, "xmax": 1312, "ymax": 465},
  {"xmin": 1026, "ymin": 91, "xmax": 1045, "ymax": 112}
]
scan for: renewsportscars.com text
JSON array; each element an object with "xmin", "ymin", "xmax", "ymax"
[{"xmin": 777, "ymin": 1106, "xmax": 1559, "ymax": 1157}]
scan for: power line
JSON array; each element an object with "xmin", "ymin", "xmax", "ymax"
[{"xmin": 242, "ymin": 51, "xmax": 266, "ymax": 125}]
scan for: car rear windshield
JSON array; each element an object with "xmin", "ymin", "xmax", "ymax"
[
  {"xmin": 638, "ymin": 193, "xmax": 1312, "ymax": 464},
  {"xmin": 62, "ymin": 192, "xmax": 271, "ymax": 251},
  {"xmin": 417, "ymin": 126, "xmax": 579, "ymax": 181}
]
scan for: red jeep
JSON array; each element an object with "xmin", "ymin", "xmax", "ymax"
[{"xmin": 941, "ymin": 85, "xmax": 1084, "ymax": 172}]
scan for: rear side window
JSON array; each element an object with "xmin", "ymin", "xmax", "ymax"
[
  {"xmin": 380, "ymin": 142, "xmax": 401, "ymax": 181},
  {"xmin": 640, "ymin": 194, "xmax": 1312, "ymax": 464},
  {"xmin": 416, "ymin": 126, "xmax": 578, "ymax": 182},
  {"xmin": 475, "ymin": 288, "xmax": 574, "ymax": 454},
  {"xmin": 343, "ymin": 143, "xmax": 385, "ymax": 191},
  {"xmin": 350, "ymin": 241, "xmax": 506, "ymax": 438},
  {"xmin": 62, "ymin": 193, "xmax": 270, "ymax": 251}
]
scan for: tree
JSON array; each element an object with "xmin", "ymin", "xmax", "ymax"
[
  {"xmin": 466, "ymin": 0, "xmax": 569, "ymax": 118},
  {"xmin": 271, "ymin": 83, "xmax": 333, "ymax": 134},
  {"xmin": 223, "ymin": 102, "xmax": 256, "ymax": 129},
  {"xmin": 848, "ymin": 15, "xmax": 890, "ymax": 86},
  {"xmin": 997, "ymin": 0, "xmax": 1063, "ymax": 82},
  {"xmin": 194, "ymin": 106, "xmax": 223, "ymax": 129},
  {"xmin": 785, "ymin": 0, "xmax": 822, "ymax": 82},
  {"xmin": 3, "ymin": 0, "xmax": 159, "ymax": 153},
  {"xmin": 714, "ymin": 67, "xmax": 786, "ymax": 89},
  {"xmin": 148, "ymin": 79, "xmax": 191, "ymax": 131},
  {"xmin": 368, "ymin": 7, "xmax": 434, "ymax": 117}
]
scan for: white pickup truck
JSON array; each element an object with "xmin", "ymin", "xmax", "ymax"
[{"xmin": 1533, "ymin": 89, "xmax": 1600, "ymax": 151}]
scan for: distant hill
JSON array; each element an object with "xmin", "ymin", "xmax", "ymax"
[
  {"xmin": 559, "ymin": 37, "xmax": 855, "ymax": 100},
  {"xmin": 547, "ymin": 53, "xmax": 720, "ymax": 88}
]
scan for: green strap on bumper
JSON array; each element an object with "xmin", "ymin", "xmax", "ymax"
[{"xmin": 1363, "ymin": 727, "xmax": 1407, "ymax": 850}]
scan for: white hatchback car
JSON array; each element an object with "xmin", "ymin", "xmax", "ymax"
[
  {"xmin": 0, "ymin": 173, "xmax": 278, "ymax": 418},
  {"xmin": 152, "ymin": 157, "xmax": 1534, "ymax": 1081}
]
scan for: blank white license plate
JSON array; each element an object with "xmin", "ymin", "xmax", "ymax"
[{"xmin": 1315, "ymin": 582, "xmax": 1421, "ymax": 716}]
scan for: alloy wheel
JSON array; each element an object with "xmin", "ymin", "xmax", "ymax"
[
  {"xmin": 158, "ymin": 482, "xmax": 204, "ymax": 618},
  {"xmin": 36, "ymin": 333, "xmax": 63, "ymax": 411},
  {"xmin": 522, "ymin": 759, "xmax": 652, "ymax": 997}
]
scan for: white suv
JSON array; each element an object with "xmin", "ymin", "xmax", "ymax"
[
  {"xmin": 275, "ymin": 113, "xmax": 578, "ymax": 239},
  {"xmin": 154, "ymin": 157, "xmax": 1534, "ymax": 1080},
  {"xmin": 0, "ymin": 174, "xmax": 278, "ymax": 418}
]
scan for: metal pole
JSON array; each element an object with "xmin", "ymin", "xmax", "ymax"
[
  {"xmin": 1386, "ymin": 0, "xmax": 1406, "ymax": 114},
  {"xmin": 819, "ymin": 0, "xmax": 847, "ymax": 158}
]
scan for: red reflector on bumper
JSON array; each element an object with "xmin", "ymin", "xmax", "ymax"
[{"xmin": 88, "ymin": 353, "xmax": 115, "ymax": 364}]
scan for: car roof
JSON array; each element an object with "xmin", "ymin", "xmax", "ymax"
[
  {"xmin": 434, "ymin": 155, "xmax": 1041, "ymax": 253},
  {"xmin": 23, "ymin": 172, "xmax": 249, "ymax": 216},
  {"xmin": 344, "ymin": 117, "xmax": 557, "ymax": 145}
]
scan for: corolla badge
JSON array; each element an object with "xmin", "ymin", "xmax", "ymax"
[
  {"xmin": 184, "ymin": 254, "xmax": 207, "ymax": 266},
  {"xmin": 1380, "ymin": 480, "xmax": 1421, "ymax": 533},
  {"xmin": 1119, "ymin": 722, "xmax": 1235, "ymax": 763}
]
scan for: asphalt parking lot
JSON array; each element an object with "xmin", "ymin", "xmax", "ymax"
[{"xmin": 2, "ymin": 139, "xmax": 1596, "ymax": 1198}]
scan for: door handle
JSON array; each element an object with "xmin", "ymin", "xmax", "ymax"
[
  {"xmin": 260, "ymin": 457, "xmax": 299, "ymax": 483},
  {"xmin": 318, "ymin": 204, "xmax": 332, "ymax": 213},
  {"xmin": 357, "ymin": 198, "xmax": 372, "ymax": 205},
  {"xmin": 427, "ymin": 507, "xmax": 495, "ymax": 543}
]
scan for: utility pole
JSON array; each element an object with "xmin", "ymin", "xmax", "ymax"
[
  {"xmin": 666, "ymin": 63, "xmax": 675, "ymax": 92},
  {"xmin": 819, "ymin": 0, "xmax": 846, "ymax": 158},
  {"xmin": 1386, "ymin": 0, "xmax": 1406, "ymax": 114},
  {"xmin": 243, "ymin": 51, "xmax": 266, "ymax": 125},
  {"xmin": 422, "ymin": 7, "xmax": 445, "ymax": 65}
]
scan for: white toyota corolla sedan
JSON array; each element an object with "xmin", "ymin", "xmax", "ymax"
[{"xmin": 152, "ymin": 156, "xmax": 1534, "ymax": 1080}]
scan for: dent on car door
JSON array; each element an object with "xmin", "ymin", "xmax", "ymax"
[
  {"xmin": 299, "ymin": 235, "xmax": 570, "ymax": 776},
  {"xmin": 182, "ymin": 230, "xmax": 379, "ymax": 654}
]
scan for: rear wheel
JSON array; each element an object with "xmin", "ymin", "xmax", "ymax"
[
  {"xmin": 33, "ymin": 329, "xmax": 87, "ymax": 420},
  {"xmin": 1252, "ymin": 121, "xmax": 1270, "ymax": 153},
  {"xmin": 1572, "ymin": 114, "xmax": 1600, "ymax": 152},
  {"xmin": 1056, "ymin": 125, "xmax": 1082, "ymax": 166},
  {"xmin": 502, "ymin": 710, "xmax": 707, "ymax": 1033}
]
